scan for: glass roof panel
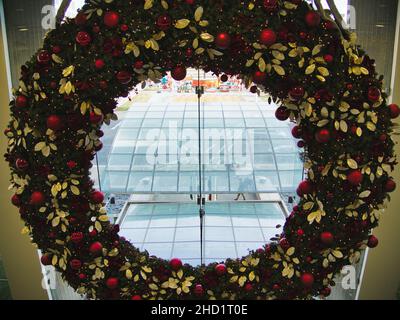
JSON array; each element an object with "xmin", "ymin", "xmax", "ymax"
[{"xmin": 94, "ymin": 93, "xmax": 303, "ymax": 194}]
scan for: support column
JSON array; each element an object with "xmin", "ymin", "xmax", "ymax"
[
  {"xmin": 0, "ymin": 2, "xmax": 48, "ymax": 300},
  {"xmin": 358, "ymin": 0, "xmax": 400, "ymax": 300}
]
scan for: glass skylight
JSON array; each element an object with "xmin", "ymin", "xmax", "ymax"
[{"xmin": 92, "ymin": 93, "xmax": 304, "ymax": 194}]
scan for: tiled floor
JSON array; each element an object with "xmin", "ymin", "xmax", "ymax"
[{"xmin": 119, "ymin": 202, "xmax": 285, "ymax": 265}]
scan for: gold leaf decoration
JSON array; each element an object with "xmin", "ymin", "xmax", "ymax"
[
  {"xmin": 340, "ymin": 120, "xmax": 348, "ymax": 132},
  {"xmin": 62, "ymin": 65, "xmax": 75, "ymax": 77},
  {"xmin": 198, "ymin": 20, "xmax": 209, "ymax": 27},
  {"xmin": 175, "ymin": 19, "xmax": 190, "ymax": 29},
  {"xmin": 286, "ymin": 247, "xmax": 295, "ymax": 256},
  {"xmin": 126, "ymin": 269, "xmax": 133, "ymax": 279},
  {"xmin": 272, "ymin": 64, "xmax": 285, "ymax": 76},
  {"xmin": 161, "ymin": 0, "xmax": 168, "ymax": 9},
  {"xmin": 347, "ymin": 159, "xmax": 358, "ymax": 169},
  {"xmin": 258, "ymin": 58, "xmax": 266, "ymax": 72},
  {"xmin": 98, "ymin": 215, "xmax": 109, "ymax": 222},
  {"xmin": 192, "ymin": 38, "xmax": 199, "ymax": 49},
  {"xmin": 200, "ymin": 33, "xmax": 214, "ymax": 42},
  {"xmin": 318, "ymin": 67, "xmax": 329, "ymax": 77},
  {"xmin": 34, "ymin": 142, "xmax": 46, "ymax": 151},
  {"xmin": 42, "ymin": 145, "xmax": 50, "ymax": 157},
  {"xmin": 238, "ymin": 276, "xmax": 247, "ymax": 287},
  {"xmin": 359, "ymin": 190, "xmax": 371, "ymax": 198},
  {"xmin": 70, "ymin": 185, "xmax": 80, "ymax": 195},
  {"xmin": 305, "ymin": 64, "xmax": 316, "ymax": 74},
  {"xmin": 312, "ymin": 44, "xmax": 323, "ymax": 56},
  {"xmin": 144, "ymin": 0, "xmax": 153, "ymax": 10},
  {"xmin": 194, "ymin": 6, "xmax": 203, "ymax": 21}
]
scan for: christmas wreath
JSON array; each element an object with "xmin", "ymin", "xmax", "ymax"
[{"xmin": 5, "ymin": 0, "xmax": 399, "ymax": 300}]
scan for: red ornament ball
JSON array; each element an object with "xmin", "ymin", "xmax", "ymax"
[
  {"xmin": 99, "ymin": 80, "xmax": 108, "ymax": 89},
  {"xmin": 71, "ymin": 232, "xmax": 84, "ymax": 244},
  {"xmin": 324, "ymin": 54, "xmax": 334, "ymax": 63},
  {"xmin": 89, "ymin": 241, "xmax": 103, "ymax": 254},
  {"xmin": 385, "ymin": 179, "xmax": 396, "ymax": 192},
  {"xmin": 41, "ymin": 254, "xmax": 52, "ymax": 266},
  {"xmin": 275, "ymin": 106, "xmax": 290, "ymax": 121},
  {"xmin": 259, "ymin": 29, "xmax": 277, "ymax": 46},
  {"xmin": 263, "ymin": 0, "xmax": 278, "ymax": 11},
  {"xmin": 347, "ymin": 170, "xmax": 363, "ymax": 186},
  {"xmin": 389, "ymin": 104, "xmax": 400, "ymax": 119},
  {"xmin": 97, "ymin": 130, "xmax": 104, "ymax": 138},
  {"xmin": 95, "ymin": 59, "xmax": 105, "ymax": 69},
  {"xmin": 321, "ymin": 287, "xmax": 331, "ymax": 297},
  {"xmin": 75, "ymin": 31, "xmax": 91, "ymax": 46},
  {"xmin": 289, "ymin": 86, "xmax": 305, "ymax": 100},
  {"xmin": 131, "ymin": 295, "xmax": 142, "ymax": 300},
  {"xmin": 186, "ymin": 47, "xmax": 193, "ymax": 57},
  {"xmin": 253, "ymin": 71, "xmax": 266, "ymax": 84},
  {"xmin": 194, "ymin": 284, "xmax": 204, "ymax": 296},
  {"xmin": 89, "ymin": 230, "xmax": 97, "ymax": 237},
  {"xmin": 170, "ymin": 258, "xmax": 183, "ymax": 271},
  {"xmin": 272, "ymin": 284, "xmax": 280, "ymax": 290},
  {"xmin": 30, "ymin": 191, "xmax": 45, "ymax": 205},
  {"xmin": 157, "ymin": 14, "xmax": 172, "ymax": 31},
  {"xmin": 52, "ymin": 45, "xmax": 62, "ymax": 54},
  {"xmin": 305, "ymin": 11, "xmax": 321, "ymax": 27},
  {"xmin": 46, "ymin": 115, "xmax": 62, "ymax": 130},
  {"xmin": 116, "ymin": 70, "xmax": 132, "ymax": 84},
  {"xmin": 94, "ymin": 141, "xmax": 103, "ymax": 152},
  {"xmin": 91, "ymin": 191, "xmax": 104, "ymax": 204},
  {"xmin": 171, "ymin": 66, "xmax": 187, "ymax": 81},
  {"xmin": 16, "ymin": 158, "xmax": 29, "ymax": 170},
  {"xmin": 67, "ymin": 160, "xmax": 77, "ymax": 169},
  {"xmin": 134, "ymin": 60, "xmax": 144, "ymax": 69},
  {"xmin": 368, "ymin": 87, "xmax": 381, "ymax": 102},
  {"xmin": 367, "ymin": 235, "xmax": 379, "ymax": 248},
  {"xmin": 300, "ymin": 273, "xmax": 314, "ymax": 288},
  {"xmin": 75, "ymin": 13, "xmax": 87, "ymax": 26},
  {"xmin": 297, "ymin": 180, "xmax": 313, "ymax": 196},
  {"xmin": 11, "ymin": 194, "xmax": 21, "ymax": 206},
  {"xmin": 215, "ymin": 32, "xmax": 231, "ymax": 49},
  {"xmin": 320, "ymin": 231, "xmax": 334, "ymax": 245},
  {"xmin": 297, "ymin": 229, "xmax": 304, "ymax": 237},
  {"xmin": 315, "ymin": 129, "xmax": 330, "ymax": 143},
  {"xmin": 120, "ymin": 24, "xmax": 129, "ymax": 32},
  {"xmin": 37, "ymin": 50, "xmax": 51, "ymax": 65},
  {"xmin": 215, "ymin": 263, "xmax": 227, "ymax": 276},
  {"xmin": 15, "ymin": 95, "xmax": 28, "ymax": 108},
  {"xmin": 106, "ymin": 277, "xmax": 119, "ymax": 289},
  {"xmin": 244, "ymin": 283, "xmax": 253, "ymax": 292},
  {"xmin": 299, "ymin": 31, "xmax": 308, "ymax": 39},
  {"xmin": 92, "ymin": 25, "xmax": 100, "ymax": 33},
  {"xmin": 89, "ymin": 112, "xmax": 104, "ymax": 124},
  {"xmin": 324, "ymin": 20, "xmax": 336, "ymax": 30},
  {"xmin": 279, "ymin": 237, "xmax": 290, "ymax": 250},
  {"xmin": 379, "ymin": 133, "xmax": 387, "ymax": 142},
  {"xmin": 69, "ymin": 259, "xmax": 82, "ymax": 270},
  {"xmin": 104, "ymin": 11, "xmax": 120, "ymax": 28},
  {"xmin": 250, "ymin": 85, "xmax": 258, "ymax": 94},
  {"xmin": 291, "ymin": 126, "xmax": 302, "ymax": 139}
]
